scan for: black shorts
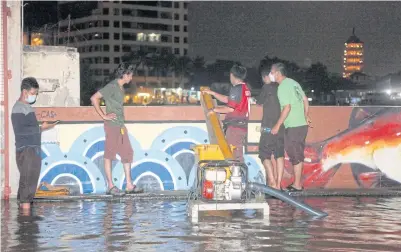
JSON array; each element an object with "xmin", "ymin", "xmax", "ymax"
[
  {"xmin": 284, "ymin": 125, "xmax": 308, "ymax": 165},
  {"xmin": 258, "ymin": 130, "xmax": 284, "ymax": 162}
]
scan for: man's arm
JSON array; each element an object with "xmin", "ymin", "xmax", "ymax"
[
  {"xmin": 274, "ymin": 104, "xmax": 291, "ymax": 128},
  {"xmin": 303, "ymin": 95, "xmax": 309, "ymax": 118},
  {"xmin": 90, "ymin": 91, "xmax": 116, "ymax": 121},
  {"xmin": 208, "ymin": 91, "xmax": 228, "ymax": 103},
  {"xmin": 40, "ymin": 121, "xmax": 56, "ymax": 131},
  {"xmin": 213, "ymin": 106, "xmax": 234, "ymax": 114},
  {"xmin": 303, "ymin": 95, "xmax": 312, "ymax": 125}
]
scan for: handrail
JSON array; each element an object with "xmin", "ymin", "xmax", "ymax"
[{"xmin": 199, "ymin": 87, "xmax": 234, "ymax": 159}]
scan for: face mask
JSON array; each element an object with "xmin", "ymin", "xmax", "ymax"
[
  {"xmin": 25, "ymin": 95, "xmax": 37, "ymax": 104},
  {"xmin": 269, "ymin": 73, "xmax": 276, "ymax": 82}
]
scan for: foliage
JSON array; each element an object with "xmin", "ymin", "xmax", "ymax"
[
  {"xmin": 80, "ymin": 63, "xmax": 102, "ymax": 106},
  {"xmin": 81, "ymin": 49, "xmax": 353, "ymax": 105}
]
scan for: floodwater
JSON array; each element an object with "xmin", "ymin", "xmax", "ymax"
[{"xmin": 1, "ymin": 197, "xmax": 401, "ymax": 252}]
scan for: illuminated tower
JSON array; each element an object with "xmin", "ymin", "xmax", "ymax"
[{"xmin": 343, "ymin": 28, "xmax": 364, "ymax": 78}]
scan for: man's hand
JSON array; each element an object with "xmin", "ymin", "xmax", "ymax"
[
  {"xmin": 202, "ymin": 89, "xmax": 215, "ymax": 96},
  {"xmin": 271, "ymin": 124, "xmax": 280, "ymax": 135},
  {"xmin": 102, "ymin": 113, "xmax": 117, "ymax": 121},
  {"xmin": 207, "ymin": 109, "xmax": 215, "ymax": 117},
  {"xmin": 41, "ymin": 121, "xmax": 56, "ymax": 131},
  {"xmin": 306, "ymin": 115, "xmax": 313, "ymax": 128}
]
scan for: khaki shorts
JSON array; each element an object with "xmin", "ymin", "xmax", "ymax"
[
  {"xmin": 104, "ymin": 122, "xmax": 133, "ymax": 164},
  {"xmin": 284, "ymin": 125, "xmax": 308, "ymax": 165},
  {"xmin": 226, "ymin": 126, "xmax": 247, "ymax": 163}
]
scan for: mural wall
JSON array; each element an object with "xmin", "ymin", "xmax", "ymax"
[
  {"xmin": 32, "ymin": 106, "xmax": 401, "ymax": 195},
  {"xmin": 39, "ymin": 124, "xmax": 262, "ymax": 194}
]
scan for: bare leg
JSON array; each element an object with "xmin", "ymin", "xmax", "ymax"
[
  {"xmin": 262, "ymin": 159, "xmax": 277, "ymax": 188},
  {"xmin": 271, "ymin": 154, "xmax": 278, "ymax": 183},
  {"xmin": 123, "ymin": 162, "xmax": 134, "ymax": 191},
  {"xmin": 104, "ymin": 158, "xmax": 114, "ymax": 190},
  {"xmin": 293, "ymin": 162, "xmax": 303, "ymax": 189},
  {"xmin": 276, "ymin": 157, "xmax": 284, "ymax": 189},
  {"xmin": 20, "ymin": 203, "xmax": 31, "ymax": 210}
]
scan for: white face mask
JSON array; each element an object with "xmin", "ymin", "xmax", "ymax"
[
  {"xmin": 269, "ymin": 73, "xmax": 276, "ymax": 82},
  {"xmin": 25, "ymin": 94, "xmax": 37, "ymax": 104}
]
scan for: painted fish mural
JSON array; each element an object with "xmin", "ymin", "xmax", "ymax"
[{"xmin": 280, "ymin": 107, "xmax": 401, "ymax": 189}]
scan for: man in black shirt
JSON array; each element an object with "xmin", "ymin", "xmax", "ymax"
[{"xmin": 256, "ymin": 68, "xmax": 285, "ymax": 190}]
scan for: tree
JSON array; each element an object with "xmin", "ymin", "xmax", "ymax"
[
  {"xmin": 206, "ymin": 59, "xmax": 240, "ymax": 83},
  {"xmin": 173, "ymin": 56, "xmax": 193, "ymax": 88},
  {"xmin": 192, "ymin": 56, "xmax": 206, "ymax": 70},
  {"xmin": 190, "ymin": 56, "xmax": 210, "ymax": 87},
  {"xmin": 305, "ymin": 62, "xmax": 330, "ymax": 97},
  {"xmin": 122, "ymin": 46, "xmax": 151, "ymax": 84},
  {"xmin": 149, "ymin": 53, "xmax": 167, "ymax": 87},
  {"xmin": 80, "ymin": 63, "xmax": 102, "ymax": 106}
]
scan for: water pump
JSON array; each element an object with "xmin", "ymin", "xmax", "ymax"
[{"xmin": 194, "ymin": 160, "xmax": 249, "ymax": 202}]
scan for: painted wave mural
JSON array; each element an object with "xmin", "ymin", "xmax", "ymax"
[{"xmin": 39, "ymin": 126, "xmax": 264, "ymax": 194}]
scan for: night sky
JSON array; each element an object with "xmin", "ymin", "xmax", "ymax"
[
  {"xmin": 190, "ymin": 1, "xmax": 401, "ymax": 76},
  {"xmin": 24, "ymin": 1, "xmax": 401, "ymax": 76}
]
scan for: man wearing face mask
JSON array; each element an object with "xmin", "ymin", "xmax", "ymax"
[
  {"xmin": 256, "ymin": 67, "xmax": 285, "ymax": 190},
  {"xmin": 269, "ymin": 63, "xmax": 311, "ymax": 192},
  {"xmin": 203, "ymin": 64, "xmax": 251, "ymax": 162},
  {"xmin": 11, "ymin": 77, "xmax": 57, "ymax": 211},
  {"xmin": 91, "ymin": 63, "xmax": 143, "ymax": 196}
]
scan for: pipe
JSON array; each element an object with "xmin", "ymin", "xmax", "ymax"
[
  {"xmin": 248, "ymin": 182, "xmax": 328, "ymax": 218},
  {"xmin": 2, "ymin": 1, "xmax": 11, "ymax": 200}
]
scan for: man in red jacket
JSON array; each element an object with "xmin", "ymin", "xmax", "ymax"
[{"xmin": 203, "ymin": 64, "xmax": 251, "ymax": 162}]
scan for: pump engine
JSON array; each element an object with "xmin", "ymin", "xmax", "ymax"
[{"xmin": 195, "ymin": 161, "xmax": 248, "ymax": 201}]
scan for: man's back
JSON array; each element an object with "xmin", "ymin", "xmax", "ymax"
[
  {"xmin": 99, "ymin": 79, "xmax": 125, "ymax": 126},
  {"xmin": 257, "ymin": 83, "xmax": 281, "ymax": 128},
  {"xmin": 277, "ymin": 78, "xmax": 307, "ymax": 128},
  {"xmin": 225, "ymin": 83, "xmax": 251, "ymax": 122}
]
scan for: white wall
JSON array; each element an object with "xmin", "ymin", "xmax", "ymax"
[{"xmin": 23, "ymin": 46, "xmax": 80, "ymax": 107}]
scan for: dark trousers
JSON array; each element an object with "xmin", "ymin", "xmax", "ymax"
[{"xmin": 16, "ymin": 146, "xmax": 41, "ymax": 204}]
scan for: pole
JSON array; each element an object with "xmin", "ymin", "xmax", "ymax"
[{"xmin": 2, "ymin": 1, "xmax": 11, "ymax": 200}]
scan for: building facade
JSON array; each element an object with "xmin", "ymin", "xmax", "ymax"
[
  {"xmin": 343, "ymin": 28, "xmax": 364, "ymax": 78},
  {"xmin": 57, "ymin": 1, "xmax": 189, "ymax": 88}
]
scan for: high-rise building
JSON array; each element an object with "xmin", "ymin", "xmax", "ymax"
[
  {"xmin": 343, "ymin": 28, "xmax": 364, "ymax": 78},
  {"xmin": 56, "ymin": 1, "xmax": 189, "ymax": 88}
]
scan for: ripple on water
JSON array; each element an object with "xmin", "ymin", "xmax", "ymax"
[{"xmin": 2, "ymin": 197, "xmax": 401, "ymax": 252}]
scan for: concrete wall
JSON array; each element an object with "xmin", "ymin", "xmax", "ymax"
[
  {"xmin": 23, "ymin": 46, "xmax": 80, "ymax": 107},
  {"xmin": 6, "ymin": 105, "xmax": 401, "ymax": 197}
]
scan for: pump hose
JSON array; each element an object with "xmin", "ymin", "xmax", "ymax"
[{"xmin": 248, "ymin": 182, "xmax": 328, "ymax": 217}]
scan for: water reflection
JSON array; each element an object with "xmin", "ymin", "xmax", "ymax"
[{"xmin": 2, "ymin": 197, "xmax": 401, "ymax": 252}]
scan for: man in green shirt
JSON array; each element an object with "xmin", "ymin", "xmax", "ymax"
[
  {"xmin": 91, "ymin": 63, "xmax": 143, "ymax": 196},
  {"xmin": 270, "ymin": 63, "xmax": 311, "ymax": 192}
]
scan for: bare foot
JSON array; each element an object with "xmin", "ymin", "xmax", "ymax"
[{"xmin": 126, "ymin": 184, "xmax": 135, "ymax": 191}]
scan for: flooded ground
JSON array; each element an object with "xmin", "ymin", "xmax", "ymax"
[{"xmin": 2, "ymin": 196, "xmax": 401, "ymax": 252}]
